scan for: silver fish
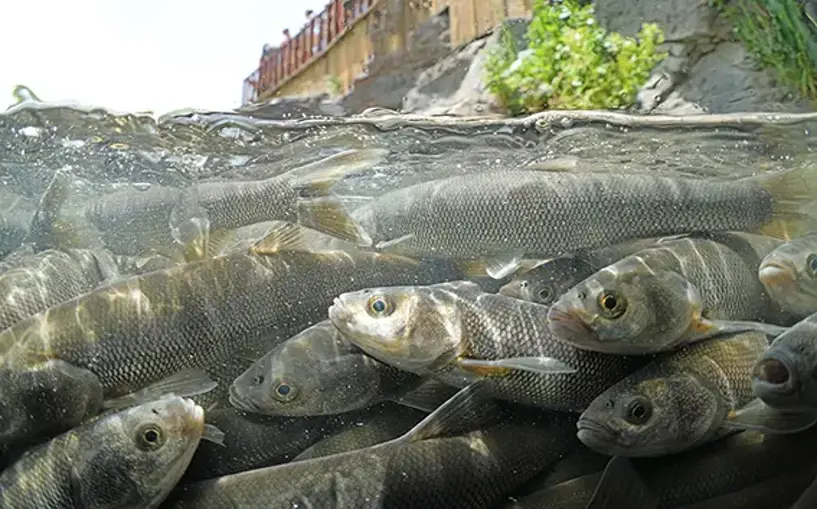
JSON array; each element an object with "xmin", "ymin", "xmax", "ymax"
[
  {"xmin": 499, "ymin": 238, "xmax": 666, "ymax": 305},
  {"xmin": 230, "ymin": 320, "xmax": 425, "ymax": 417},
  {"xmin": 758, "ymin": 233, "xmax": 817, "ymax": 320},
  {"xmin": 577, "ymin": 330, "xmax": 768, "ymax": 457},
  {"xmin": 725, "ymin": 311, "xmax": 817, "ymax": 434},
  {"xmin": 549, "ymin": 232, "xmax": 788, "ymax": 355},
  {"xmin": 80, "ymin": 149, "xmax": 384, "ymax": 258},
  {"xmin": 511, "ymin": 427, "xmax": 817, "ymax": 509},
  {"xmin": 168, "ymin": 386, "xmax": 579, "ymax": 509},
  {"xmin": 0, "ymin": 224, "xmax": 461, "ymax": 449},
  {"xmin": 354, "ymin": 164, "xmax": 817, "ymax": 279},
  {"xmin": 0, "ymin": 248, "xmax": 173, "ymax": 331},
  {"xmin": 0, "ymin": 396, "xmax": 210, "ymax": 509},
  {"xmin": 329, "ymin": 280, "xmax": 643, "ymax": 411}
]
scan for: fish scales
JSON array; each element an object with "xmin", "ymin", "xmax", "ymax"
[
  {"xmin": 359, "ymin": 171, "xmax": 776, "ymax": 261},
  {"xmin": 330, "ymin": 281, "xmax": 643, "ymax": 412},
  {"xmin": 0, "ymin": 396, "xmax": 204, "ymax": 509},
  {"xmin": 621, "ymin": 234, "xmax": 781, "ymax": 321},
  {"xmin": 0, "ymin": 249, "xmax": 115, "ymax": 331},
  {"xmin": 169, "ymin": 414, "xmax": 577, "ymax": 509},
  {"xmin": 513, "ymin": 427, "xmax": 817, "ymax": 509},
  {"xmin": 578, "ymin": 331, "xmax": 768, "ymax": 457},
  {"xmin": 444, "ymin": 288, "xmax": 643, "ymax": 410},
  {"xmin": 0, "ymin": 248, "xmax": 453, "ymax": 397}
]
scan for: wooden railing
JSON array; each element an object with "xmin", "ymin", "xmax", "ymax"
[{"xmin": 242, "ymin": 0, "xmax": 378, "ymax": 105}]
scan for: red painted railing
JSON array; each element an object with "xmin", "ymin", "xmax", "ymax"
[{"xmin": 242, "ymin": 0, "xmax": 376, "ymax": 105}]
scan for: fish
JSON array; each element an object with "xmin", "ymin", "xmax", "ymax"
[
  {"xmin": 79, "ymin": 149, "xmax": 384, "ymax": 259},
  {"xmin": 183, "ymin": 408, "xmax": 344, "ymax": 482},
  {"xmin": 329, "ymin": 280, "xmax": 644, "ymax": 411},
  {"xmin": 0, "ymin": 396, "xmax": 215, "ymax": 509},
  {"xmin": 167, "ymin": 384, "xmax": 579, "ymax": 509},
  {"xmin": 353, "ymin": 163, "xmax": 817, "ymax": 279},
  {"xmin": 0, "ymin": 247, "xmax": 175, "ymax": 331},
  {"xmin": 230, "ymin": 320, "xmax": 426, "ymax": 417},
  {"xmin": 577, "ymin": 330, "xmax": 768, "ymax": 457},
  {"xmin": 499, "ymin": 256, "xmax": 600, "ymax": 306},
  {"xmin": 498, "ymin": 238, "xmax": 667, "ymax": 305},
  {"xmin": 758, "ymin": 233, "xmax": 817, "ymax": 319},
  {"xmin": 170, "ymin": 148, "xmax": 387, "ymax": 253},
  {"xmin": 292, "ymin": 403, "xmax": 427, "ymax": 461},
  {"xmin": 0, "ymin": 187, "xmax": 36, "ymax": 258},
  {"xmin": 0, "ymin": 223, "xmax": 462, "ymax": 449},
  {"xmin": 724, "ymin": 311, "xmax": 817, "ymax": 434},
  {"xmin": 548, "ymin": 232, "xmax": 789, "ymax": 355},
  {"xmin": 510, "ymin": 427, "xmax": 817, "ymax": 509}
]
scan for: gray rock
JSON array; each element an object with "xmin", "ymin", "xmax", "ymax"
[{"xmin": 402, "ymin": 18, "xmax": 531, "ymax": 117}]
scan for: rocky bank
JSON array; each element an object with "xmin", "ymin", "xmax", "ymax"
[{"xmin": 239, "ymin": 0, "xmax": 814, "ymax": 119}]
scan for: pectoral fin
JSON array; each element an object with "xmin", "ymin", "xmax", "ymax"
[{"xmin": 723, "ymin": 397, "xmax": 817, "ymax": 434}]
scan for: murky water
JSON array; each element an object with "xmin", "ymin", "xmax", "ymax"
[{"xmin": 3, "ymin": 101, "xmax": 817, "ymax": 508}]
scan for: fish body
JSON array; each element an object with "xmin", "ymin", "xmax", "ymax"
[
  {"xmin": 0, "ymin": 248, "xmax": 168, "ymax": 331},
  {"xmin": 758, "ymin": 233, "xmax": 817, "ymax": 319},
  {"xmin": 577, "ymin": 330, "xmax": 768, "ymax": 457},
  {"xmin": 168, "ymin": 411, "xmax": 577, "ymax": 509},
  {"xmin": 329, "ymin": 281, "xmax": 642, "ymax": 411},
  {"xmin": 0, "ymin": 396, "xmax": 205, "ymax": 509},
  {"xmin": 0, "ymin": 224, "xmax": 461, "ymax": 449},
  {"xmin": 293, "ymin": 403, "xmax": 427, "ymax": 461},
  {"xmin": 498, "ymin": 238, "xmax": 669, "ymax": 305},
  {"xmin": 84, "ymin": 185, "xmax": 184, "ymax": 257},
  {"xmin": 549, "ymin": 232, "xmax": 786, "ymax": 355},
  {"xmin": 183, "ymin": 408, "xmax": 341, "ymax": 482},
  {"xmin": 511, "ymin": 427, "xmax": 817, "ymax": 509},
  {"xmin": 0, "ymin": 188, "xmax": 36, "ymax": 258},
  {"xmin": 230, "ymin": 320, "xmax": 424, "ymax": 416},
  {"xmin": 84, "ymin": 149, "xmax": 384, "ymax": 257},
  {"xmin": 356, "ymin": 166, "xmax": 817, "ymax": 273}
]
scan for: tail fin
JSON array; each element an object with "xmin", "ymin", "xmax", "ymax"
[
  {"xmin": 26, "ymin": 169, "xmax": 80, "ymax": 250},
  {"xmin": 753, "ymin": 161, "xmax": 817, "ymax": 240},
  {"xmin": 287, "ymin": 148, "xmax": 388, "ymax": 194}
]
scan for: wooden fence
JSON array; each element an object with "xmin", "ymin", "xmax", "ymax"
[{"xmin": 241, "ymin": 0, "xmax": 534, "ymax": 105}]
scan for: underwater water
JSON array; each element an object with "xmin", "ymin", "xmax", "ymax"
[{"xmin": 2, "ymin": 101, "xmax": 817, "ymax": 508}]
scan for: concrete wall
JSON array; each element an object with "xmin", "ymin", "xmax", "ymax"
[{"xmin": 265, "ymin": 0, "xmax": 533, "ymax": 100}]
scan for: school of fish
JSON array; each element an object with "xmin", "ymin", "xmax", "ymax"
[{"xmin": 5, "ymin": 133, "xmax": 817, "ymax": 509}]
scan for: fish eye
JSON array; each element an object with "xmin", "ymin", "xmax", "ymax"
[
  {"xmin": 597, "ymin": 290, "xmax": 626, "ymax": 318},
  {"xmin": 253, "ymin": 374, "xmax": 264, "ymax": 386},
  {"xmin": 273, "ymin": 381, "xmax": 297, "ymax": 402},
  {"xmin": 624, "ymin": 398, "xmax": 652, "ymax": 425},
  {"xmin": 135, "ymin": 424, "xmax": 165, "ymax": 451},
  {"xmin": 366, "ymin": 295, "xmax": 393, "ymax": 317},
  {"xmin": 807, "ymin": 254, "xmax": 817, "ymax": 277},
  {"xmin": 537, "ymin": 286, "xmax": 552, "ymax": 303}
]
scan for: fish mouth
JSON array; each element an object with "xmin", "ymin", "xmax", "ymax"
[
  {"xmin": 228, "ymin": 383, "xmax": 261, "ymax": 414},
  {"xmin": 758, "ymin": 262, "xmax": 797, "ymax": 289},
  {"xmin": 547, "ymin": 304, "xmax": 597, "ymax": 343},
  {"xmin": 752, "ymin": 350, "xmax": 801, "ymax": 407},
  {"xmin": 576, "ymin": 418, "xmax": 618, "ymax": 451}
]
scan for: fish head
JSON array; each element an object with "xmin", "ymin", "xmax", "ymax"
[
  {"xmin": 499, "ymin": 257, "xmax": 596, "ymax": 306},
  {"xmin": 329, "ymin": 283, "xmax": 465, "ymax": 373},
  {"xmin": 753, "ymin": 322, "xmax": 817, "ymax": 411},
  {"xmin": 759, "ymin": 239, "xmax": 817, "ymax": 318},
  {"xmin": 230, "ymin": 321, "xmax": 384, "ymax": 416},
  {"xmin": 549, "ymin": 262, "xmax": 702, "ymax": 354},
  {"xmin": 578, "ymin": 371, "xmax": 719, "ymax": 457},
  {"xmin": 71, "ymin": 396, "xmax": 204, "ymax": 508}
]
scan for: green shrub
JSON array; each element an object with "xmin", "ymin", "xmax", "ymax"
[
  {"xmin": 713, "ymin": 0, "xmax": 817, "ymax": 99},
  {"xmin": 485, "ymin": 0, "xmax": 667, "ymax": 115}
]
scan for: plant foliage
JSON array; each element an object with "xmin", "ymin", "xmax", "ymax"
[
  {"xmin": 713, "ymin": 0, "xmax": 817, "ymax": 99},
  {"xmin": 485, "ymin": 0, "xmax": 667, "ymax": 115}
]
